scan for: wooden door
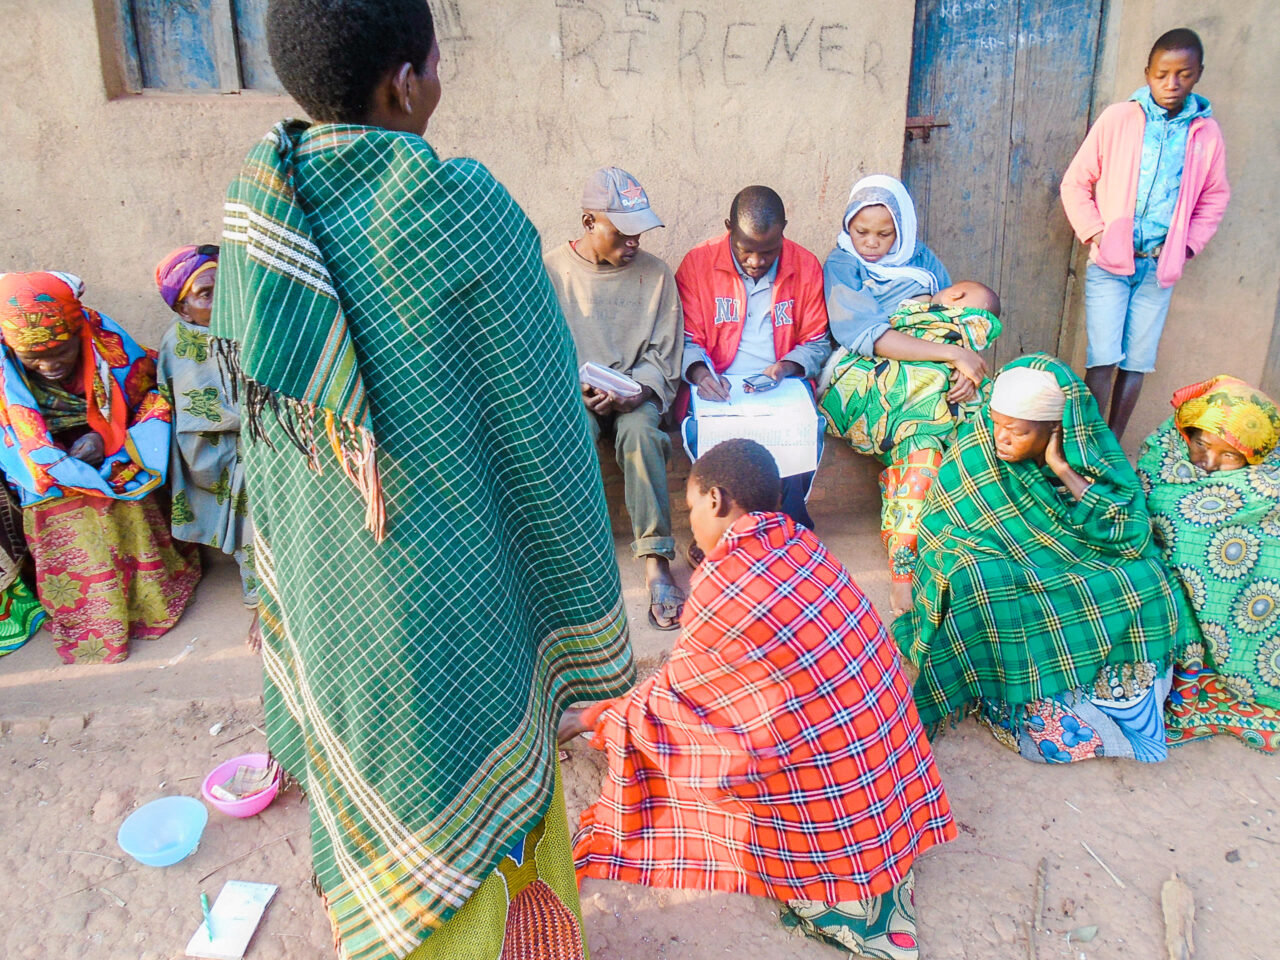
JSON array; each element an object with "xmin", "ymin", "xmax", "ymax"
[{"xmin": 903, "ymin": 0, "xmax": 1104, "ymax": 368}]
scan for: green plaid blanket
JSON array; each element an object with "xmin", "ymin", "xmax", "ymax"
[
  {"xmin": 211, "ymin": 122, "xmax": 634, "ymax": 960},
  {"xmin": 893, "ymin": 353, "xmax": 1195, "ymax": 728}
]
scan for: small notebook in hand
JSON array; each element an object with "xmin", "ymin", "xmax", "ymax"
[
  {"xmin": 185, "ymin": 881, "xmax": 278, "ymax": 960},
  {"xmin": 578, "ymin": 362, "xmax": 643, "ymax": 398}
]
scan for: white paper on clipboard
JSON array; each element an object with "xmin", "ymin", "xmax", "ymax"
[{"xmin": 691, "ymin": 375, "xmax": 818, "ymax": 477}]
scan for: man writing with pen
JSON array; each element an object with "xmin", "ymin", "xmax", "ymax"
[{"xmin": 676, "ymin": 185, "xmax": 831, "ymax": 552}]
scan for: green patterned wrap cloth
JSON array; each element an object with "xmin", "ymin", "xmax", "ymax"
[
  {"xmin": 1139, "ymin": 417, "xmax": 1280, "ymax": 707},
  {"xmin": 819, "ymin": 301, "xmax": 1002, "ymax": 465},
  {"xmin": 157, "ymin": 318, "xmax": 257, "ymax": 604}
]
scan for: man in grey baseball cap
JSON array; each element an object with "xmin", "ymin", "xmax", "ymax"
[
  {"xmin": 544, "ymin": 167, "xmax": 685, "ymax": 630},
  {"xmin": 580, "ymin": 166, "xmax": 665, "ymax": 236}
]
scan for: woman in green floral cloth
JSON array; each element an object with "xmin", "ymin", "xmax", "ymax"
[
  {"xmin": 155, "ymin": 245, "xmax": 259, "ymax": 647},
  {"xmin": 1138, "ymin": 375, "xmax": 1280, "ymax": 752}
]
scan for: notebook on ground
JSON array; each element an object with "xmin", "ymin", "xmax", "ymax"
[{"xmin": 184, "ymin": 880, "xmax": 278, "ymax": 960}]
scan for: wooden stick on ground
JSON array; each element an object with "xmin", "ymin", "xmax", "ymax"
[
  {"xmin": 1161, "ymin": 872, "xmax": 1195, "ymax": 960},
  {"xmin": 1080, "ymin": 840, "xmax": 1126, "ymax": 889},
  {"xmin": 1031, "ymin": 856, "xmax": 1048, "ymax": 930},
  {"xmin": 198, "ymin": 832, "xmax": 297, "ymax": 884},
  {"xmin": 54, "ymin": 869, "xmax": 132, "ymax": 901},
  {"xmin": 58, "ymin": 849, "xmax": 123, "ymax": 864},
  {"xmin": 1026, "ymin": 856, "xmax": 1048, "ymax": 960}
]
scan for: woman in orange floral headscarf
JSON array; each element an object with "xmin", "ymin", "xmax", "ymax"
[
  {"xmin": 1138, "ymin": 375, "xmax": 1280, "ymax": 752},
  {"xmin": 0, "ymin": 272, "xmax": 200, "ymax": 664}
]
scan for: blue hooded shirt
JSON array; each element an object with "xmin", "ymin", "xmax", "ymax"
[{"xmin": 1131, "ymin": 86, "xmax": 1213, "ymax": 253}]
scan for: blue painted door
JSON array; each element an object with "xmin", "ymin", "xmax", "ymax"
[
  {"xmin": 232, "ymin": 0, "xmax": 283, "ymax": 92},
  {"xmin": 129, "ymin": 0, "xmax": 222, "ymax": 91},
  {"xmin": 903, "ymin": 0, "xmax": 1104, "ymax": 367}
]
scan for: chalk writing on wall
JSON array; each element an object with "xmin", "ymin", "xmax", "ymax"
[
  {"xmin": 424, "ymin": 0, "xmax": 908, "ymax": 256},
  {"xmin": 552, "ymin": 3, "xmax": 880, "ymax": 92}
]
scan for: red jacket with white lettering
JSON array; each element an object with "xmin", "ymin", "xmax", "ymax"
[{"xmin": 675, "ymin": 233, "xmax": 830, "ymax": 403}]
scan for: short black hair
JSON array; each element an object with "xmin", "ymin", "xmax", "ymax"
[
  {"xmin": 689, "ymin": 439, "xmax": 781, "ymax": 514},
  {"xmin": 729, "ymin": 185, "xmax": 786, "ymax": 235},
  {"xmin": 267, "ymin": 0, "xmax": 436, "ymax": 122},
  {"xmin": 1148, "ymin": 28, "xmax": 1204, "ymax": 68},
  {"xmin": 197, "ymin": 244, "xmax": 220, "ymax": 259}
]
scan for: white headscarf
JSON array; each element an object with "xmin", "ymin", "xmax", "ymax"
[
  {"xmin": 990, "ymin": 368, "xmax": 1067, "ymax": 422},
  {"xmin": 835, "ymin": 174, "xmax": 940, "ymax": 293}
]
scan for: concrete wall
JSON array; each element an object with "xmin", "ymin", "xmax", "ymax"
[
  {"xmin": 1061, "ymin": 0, "xmax": 1280, "ymax": 447},
  {"xmin": 2, "ymin": 0, "xmax": 1275, "ymax": 450},
  {"xmin": 0, "ymin": 0, "xmax": 913, "ymax": 348}
]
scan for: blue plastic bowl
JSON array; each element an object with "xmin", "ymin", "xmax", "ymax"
[{"xmin": 117, "ymin": 796, "xmax": 209, "ymax": 867}]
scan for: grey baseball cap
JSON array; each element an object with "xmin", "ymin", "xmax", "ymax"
[{"xmin": 581, "ymin": 166, "xmax": 664, "ymax": 235}]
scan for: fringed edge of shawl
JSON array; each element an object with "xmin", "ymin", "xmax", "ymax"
[{"xmin": 213, "ymin": 337, "xmax": 386, "ymax": 542}]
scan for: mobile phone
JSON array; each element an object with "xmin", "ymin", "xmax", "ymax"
[{"xmin": 743, "ymin": 373, "xmax": 779, "ymax": 392}]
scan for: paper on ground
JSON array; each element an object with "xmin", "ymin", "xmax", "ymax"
[
  {"xmin": 692, "ymin": 375, "xmax": 818, "ymax": 477},
  {"xmin": 185, "ymin": 881, "xmax": 278, "ymax": 960}
]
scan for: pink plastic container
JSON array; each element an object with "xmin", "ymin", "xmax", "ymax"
[{"xmin": 201, "ymin": 752, "xmax": 281, "ymax": 818}]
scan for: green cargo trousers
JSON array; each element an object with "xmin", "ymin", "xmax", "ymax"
[{"xmin": 586, "ymin": 401, "xmax": 675, "ymax": 561}]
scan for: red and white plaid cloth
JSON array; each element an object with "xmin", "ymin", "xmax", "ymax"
[{"xmin": 574, "ymin": 512, "xmax": 955, "ymax": 903}]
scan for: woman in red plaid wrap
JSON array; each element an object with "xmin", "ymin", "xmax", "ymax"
[{"xmin": 566, "ymin": 439, "xmax": 954, "ymax": 958}]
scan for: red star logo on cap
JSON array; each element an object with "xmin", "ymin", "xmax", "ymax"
[{"xmin": 620, "ymin": 182, "xmax": 644, "ymax": 202}]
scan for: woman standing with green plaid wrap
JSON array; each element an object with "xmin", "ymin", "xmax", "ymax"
[
  {"xmin": 895, "ymin": 354, "xmax": 1197, "ymax": 764},
  {"xmin": 211, "ymin": 3, "xmax": 634, "ymax": 958}
]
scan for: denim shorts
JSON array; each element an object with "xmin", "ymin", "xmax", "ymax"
[{"xmin": 1083, "ymin": 260, "xmax": 1175, "ymax": 373}]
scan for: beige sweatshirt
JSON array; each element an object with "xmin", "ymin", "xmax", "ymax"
[{"xmin": 544, "ymin": 242, "xmax": 684, "ymax": 413}]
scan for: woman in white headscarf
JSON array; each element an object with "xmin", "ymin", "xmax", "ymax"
[
  {"xmin": 895, "ymin": 354, "xmax": 1195, "ymax": 764},
  {"xmin": 824, "ymin": 174, "xmax": 953, "ymax": 356},
  {"xmin": 819, "ymin": 175, "xmax": 996, "ymax": 616}
]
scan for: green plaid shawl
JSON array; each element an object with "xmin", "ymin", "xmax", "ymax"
[
  {"xmin": 893, "ymin": 354, "xmax": 1195, "ymax": 727},
  {"xmin": 211, "ymin": 122, "xmax": 634, "ymax": 960}
]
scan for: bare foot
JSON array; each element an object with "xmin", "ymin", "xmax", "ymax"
[
  {"xmin": 890, "ymin": 580, "xmax": 913, "ymax": 619},
  {"xmin": 246, "ymin": 608, "xmax": 263, "ymax": 654},
  {"xmin": 645, "ymin": 556, "xmax": 684, "ymax": 630}
]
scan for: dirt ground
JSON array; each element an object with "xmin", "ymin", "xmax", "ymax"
[{"xmin": 1, "ymin": 452, "xmax": 1276, "ymax": 960}]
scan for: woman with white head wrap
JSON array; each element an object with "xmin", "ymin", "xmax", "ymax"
[
  {"xmin": 824, "ymin": 174, "xmax": 953, "ymax": 357},
  {"xmin": 987, "ymin": 367, "xmax": 1093, "ymax": 500},
  {"xmin": 895, "ymin": 354, "xmax": 1196, "ymax": 764},
  {"xmin": 820, "ymin": 174, "xmax": 997, "ymax": 615}
]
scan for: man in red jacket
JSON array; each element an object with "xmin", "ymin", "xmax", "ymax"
[{"xmin": 677, "ymin": 186, "xmax": 830, "ymax": 538}]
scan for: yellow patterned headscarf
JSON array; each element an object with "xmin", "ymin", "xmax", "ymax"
[{"xmin": 1172, "ymin": 375, "xmax": 1280, "ymax": 465}]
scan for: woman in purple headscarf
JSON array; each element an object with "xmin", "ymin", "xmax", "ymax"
[{"xmin": 156, "ymin": 246, "xmax": 260, "ymax": 646}]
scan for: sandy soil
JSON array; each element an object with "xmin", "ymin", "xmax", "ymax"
[{"xmin": 1, "ymin": 449, "xmax": 1276, "ymax": 960}]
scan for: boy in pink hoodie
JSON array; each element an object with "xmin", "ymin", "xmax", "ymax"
[{"xmin": 1061, "ymin": 28, "xmax": 1229, "ymax": 441}]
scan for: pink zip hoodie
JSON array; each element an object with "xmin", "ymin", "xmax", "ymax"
[{"xmin": 1060, "ymin": 100, "xmax": 1229, "ymax": 288}]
